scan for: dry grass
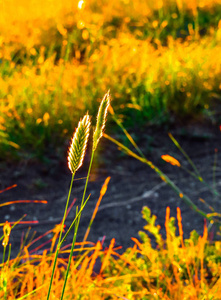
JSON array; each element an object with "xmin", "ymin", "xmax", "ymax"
[{"xmin": 1, "ymin": 204, "xmax": 221, "ymax": 299}]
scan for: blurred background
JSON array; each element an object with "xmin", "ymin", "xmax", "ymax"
[{"xmin": 0, "ymin": 0, "xmax": 221, "ymax": 160}]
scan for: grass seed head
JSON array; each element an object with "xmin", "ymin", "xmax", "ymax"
[
  {"xmin": 93, "ymin": 90, "xmax": 111, "ymax": 151},
  {"xmin": 68, "ymin": 113, "xmax": 91, "ymax": 174}
]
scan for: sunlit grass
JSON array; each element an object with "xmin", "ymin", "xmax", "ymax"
[
  {"xmin": 1, "ymin": 201, "xmax": 221, "ymax": 299},
  {"xmin": 104, "ymin": 108, "xmax": 221, "ymax": 226},
  {"xmin": 1, "ymin": 91, "xmax": 221, "ymax": 298},
  {"xmin": 0, "ymin": 0, "xmax": 221, "ymax": 158},
  {"xmin": 1, "ymin": 1, "xmax": 221, "ymax": 299},
  {"xmin": 1, "ymin": 34, "xmax": 221, "ymax": 157}
]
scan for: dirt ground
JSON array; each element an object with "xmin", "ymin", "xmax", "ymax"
[{"xmin": 1, "ymin": 121, "xmax": 221, "ymax": 260}]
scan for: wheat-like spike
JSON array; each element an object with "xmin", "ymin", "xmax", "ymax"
[
  {"xmin": 68, "ymin": 113, "xmax": 91, "ymax": 174},
  {"xmin": 93, "ymin": 90, "xmax": 111, "ymax": 151}
]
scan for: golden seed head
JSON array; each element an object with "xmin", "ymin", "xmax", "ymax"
[
  {"xmin": 93, "ymin": 90, "xmax": 111, "ymax": 151},
  {"xmin": 68, "ymin": 113, "xmax": 91, "ymax": 174}
]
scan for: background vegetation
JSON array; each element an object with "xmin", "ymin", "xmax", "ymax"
[{"xmin": 0, "ymin": 0, "xmax": 221, "ymax": 159}]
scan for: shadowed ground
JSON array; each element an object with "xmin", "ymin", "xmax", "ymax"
[{"xmin": 1, "ymin": 122, "xmax": 221, "ymax": 260}]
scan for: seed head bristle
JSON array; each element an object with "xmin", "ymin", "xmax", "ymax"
[
  {"xmin": 93, "ymin": 90, "xmax": 111, "ymax": 151},
  {"xmin": 68, "ymin": 113, "xmax": 91, "ymax": 174}
]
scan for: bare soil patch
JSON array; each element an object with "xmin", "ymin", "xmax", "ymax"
[{"xmin": 1, "ymin": 122, "xmax": 221, "ymax": 260}]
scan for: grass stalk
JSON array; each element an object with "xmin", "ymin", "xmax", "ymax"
[
  {"xmin": 46, "ymin": 173, "xmax": 75, "ymax": 300},
  {"xmin": 168, "ymin": 133, "xmax": 203, "ymax": 181},
  {"xmin": 2, "ymin": 246, "xmax": 6, "ymax": 266},
  {"xmin": 47, "ymin": 113, "xmax": 91, "ymax": 300},
  {"xmin": 60, "ymin": 207, "xmax": 81, "ymax": 300},
  {"xmin": 60, "ymin": 155, "xmax": 93, "ymax": 299},
  {"xmin": 59, "ymin": 91, "xmax": 110, "ymax": 298},
  {"xmin": 106, "ymin": 112, "xmax": 221, "ymax": 225},
  {"xmin": 59, "ymin": 195, "xmax": 91, "ymax": 246},
  {"xmin": 104, "ymin": 133, "xmax": 221, "ymax": 225},
  {"xmin": 168, "ymin": 133, "xmax": 221, "ymax": 198},
  {"xmin": 108, "ymin": 105, "xmax": 145, "ymax": 158}
]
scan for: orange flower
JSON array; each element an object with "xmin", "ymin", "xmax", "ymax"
[{"xmin": 161, "ymin": 154, "xmax": 181, "ymax": 167}]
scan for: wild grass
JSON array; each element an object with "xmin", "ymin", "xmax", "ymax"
[
  {"xmin": 0, "ymin": 0, "xmax": 221, "ymax": 158},
  {"xmin": 0, "ymin": 91, "xmax": 221, "ymax": 299},
  {"xmin": 1, "ymin": 1, "xmax": 221, "ymax": 298},
  {"xmin": 105, "ymin": 107, "xmax": 221, "ymax": 226},
  {"xmin": 1, "ymin": 193, "xmax": 221, "ymax": 299}
]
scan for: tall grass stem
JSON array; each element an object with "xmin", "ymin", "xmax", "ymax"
[
  {"xmin": 47, "ymin": 113, "xmax": 91, "ymax": 299},
  {"xmin": 46, "ymin": 173, "xmax": 75, "ymax": 300},
  {"xmin": 60, "ymin": 207, "xmax": 81, "ymax": 300},
  {"xmin": 104, "ymin": 133, "xmax": 221, "ymax": 224},
  {"xmin": 60, "ymin": 91, "xmax": 110, "ymax": 297}
]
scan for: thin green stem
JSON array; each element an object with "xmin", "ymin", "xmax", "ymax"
[
  {"xmin": 2, "ymin": 246, "xmax": 6, "ymax": 265},
  {"xmin": 16, "ymin": 285, "xmax": 46, "ymax": 300},
  {"xmin": 7, "ymin": 244, "xmax": 11, "ymax": 265},
  {"xmin": 59, "ymin": 194, "xmax": 90, "ymax": 247},
  {"xmin": 168, "ymin": 133, "xmax": 221, "ymax": 198},
  {"xmin": 82, "ymin": 150, "xmax": 95, "ymax": 207},
  {"xmin": 180, "ymin": 164, "xmax": 220, "ymax": 198},
  {"xmin": 60, "ymin": 208, "xmax": 81, "ymax": 300},
  {"xmin": 60, "ymin": 150, "xmax": 95, "ymax": 297},
  {"xmin": 47, "ymin": 173, "xmax": 75, "ymax": 300},
  {"xmin": 168, "ymin": 133, "xmax": 202, "ymax": 180},
  {"xmin": 111, "ymin": 112, "xmax": 145, "ymax": 158},
  {"xmin": 107, "ymin": 116, "xmax": 221, "ymax": 219},
  {"xmin": 104, "ymin": 133, "xmax": 221, "ymax": 224},
  {"xmin": 58, "ymin": 174, "xmax": 75, "ymax": 245}
]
